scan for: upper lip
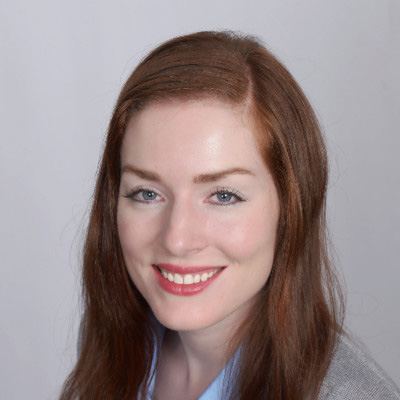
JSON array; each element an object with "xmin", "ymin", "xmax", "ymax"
[{"xmin": 153, "ymin": 263, "xmax": 226, "ymax": 274}]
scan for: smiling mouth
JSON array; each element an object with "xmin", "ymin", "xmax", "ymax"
[{"xmin": 154, "ymin": 265, "xmax": 224, "ymax": 285}]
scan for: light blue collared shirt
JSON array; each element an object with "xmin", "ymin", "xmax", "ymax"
[{"xmin": 145, "ymin": 322, "xmax": 236, "ymax": 400}]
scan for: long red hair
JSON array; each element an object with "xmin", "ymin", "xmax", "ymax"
[{"xmin": 60, "ymin": 31, "xmax": 343, "ymax": 400}]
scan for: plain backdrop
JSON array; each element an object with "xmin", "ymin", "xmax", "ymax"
[{"xmin": 0, "ymin": 1, "xmax": 399, "ymax": 398}]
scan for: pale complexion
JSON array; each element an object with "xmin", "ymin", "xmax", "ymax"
[{"xmin": 117, "ymin": 99, "xmax": 280, "ymax": 399}]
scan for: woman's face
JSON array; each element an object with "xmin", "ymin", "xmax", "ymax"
[{"xmin": 117, "ymin": 99, "xmax": 279, "ymax": 332}]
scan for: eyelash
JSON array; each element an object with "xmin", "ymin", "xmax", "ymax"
[
  {"xmin": 207, "ymin": 187, "xmax": 246, "ymax": 206},
  {"xmin": 122, "ymin": 186, "xmax": 247, "ymax": 206},
  {"xmin": 123, "ymin": 186, "xmax": 164, "ymax": 204}
]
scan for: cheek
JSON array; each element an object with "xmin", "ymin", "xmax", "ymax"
[
  {"xmin": 117, "ymin": 210, "xmax": 160, "ymax": 258},
  {"xmin": 117, "ymin": 219, "xmax": 136, "ymax": 257},
  {"xmin": 208, "ymin": 207, "xmax": 278, "ymax": 264}
]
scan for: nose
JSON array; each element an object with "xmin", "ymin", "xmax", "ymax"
[{"xmin": 158, "ymin": 197, "xmax": 208, "ymax": 257}]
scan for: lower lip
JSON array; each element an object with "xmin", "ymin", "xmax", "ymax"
[{"xmin": 153, "ymin": 266, "xmax": 223, "ymax": 296}]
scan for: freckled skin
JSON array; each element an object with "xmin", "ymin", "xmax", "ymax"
[{"xmin": 117, "ymin": 99, "xmax": 280, "ymax": 332}]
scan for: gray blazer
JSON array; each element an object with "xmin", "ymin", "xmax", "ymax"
[
  {"xmin": 319, "ymin": 334, "xmax": 400, "ymax": 399},
  {"xmin": 76, "ymin": 323, "xmax": 399, "ymax": 398}
]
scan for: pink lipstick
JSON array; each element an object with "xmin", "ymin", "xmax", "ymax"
[{"xmin": 152, "ymin": 263, "xmax": 225, "ymax": 296}]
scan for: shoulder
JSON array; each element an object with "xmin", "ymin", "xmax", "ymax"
[{"xmin": 318, "ymin": 333, "xmax": 400, "ymax": 400}]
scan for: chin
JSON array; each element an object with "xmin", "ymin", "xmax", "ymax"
[{"xmin": 152, "ymin": 306, "xmax": 220, "ymax": 332}]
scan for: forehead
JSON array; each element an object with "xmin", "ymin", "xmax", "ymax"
[{"xmin": 121, "ymin": 99, "xmax": 266, "ymax": 175}]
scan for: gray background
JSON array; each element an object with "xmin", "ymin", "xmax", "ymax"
[{"xmin": 0, "ymin": 0, "xmax": 399, "ymax": 398}]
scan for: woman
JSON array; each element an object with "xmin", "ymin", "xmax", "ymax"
[{"xmin": 60, "ymin": 31, "xmax": 400, "ymax": 399}]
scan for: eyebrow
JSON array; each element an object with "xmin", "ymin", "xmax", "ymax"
[
  {"xmin": 121, "ymin": 165, "xmax": 162, "ymax": 181},
  {"xmin": 193, "ymin": 167, "xmax": 255, "ymax": 183},
  {"xmin": 121, "ymin": 165, "xmax": 255, "ymax": 183}
]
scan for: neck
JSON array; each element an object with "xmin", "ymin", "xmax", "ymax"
[
  {"xmin": 171, "ymin": 305, "xmax": 248, "ymax": 385},
  {"xmin": 177, "ymin": 321, "xmax": 231, "ymax": 375},
  {"xmin": 153, "ymin": 306, "xmax": 250, "ymax": 400}
]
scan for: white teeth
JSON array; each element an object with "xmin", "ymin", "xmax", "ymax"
[
  {"xmin": 174, "ymin": 273, "xmax": 183, "ymax": 284},
  {"xmin": 183, "ymin": 274, "xmax": 194, "ymax": 285},
  {"xmin": 159, "ymin": 267, "xmax": 221, "ymax": 285}
]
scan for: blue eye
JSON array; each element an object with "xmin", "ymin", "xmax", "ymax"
[
  {"xmin": 141, "ymin": 190, "xmax": 158, "ymax": 201},
  {"xmin": 209, "ymin": 188, "xmax": 245, "ymax": 206},
  {"xmin": 123, "ymin": 187, "xmax": 163, "ymax": 204},
  {"xmin": 216, "ymin": 192, "xmax": 233, "ymax": 202}
]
